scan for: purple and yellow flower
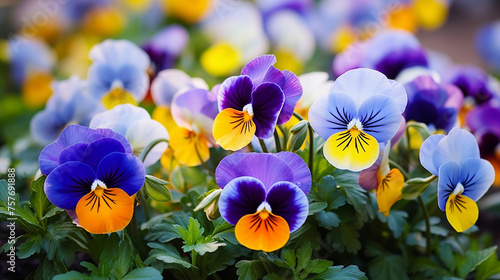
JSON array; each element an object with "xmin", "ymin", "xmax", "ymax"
[
  {"xmin": 466, "ymin": 101, "xmax": 500, "ymax": 185},
  {"xmin": 420, "ymin": 127, "xmax": 495, "ymax": 232},
  {"xmin": 168, "ymin": 87, "xmax": 218, "ymax": 166},
  {"xmin": 87, "ymin": 39, "xmax": 150, "ymax": 109},
  {"xmin": 404, "ymin": 75, "xmax": 463, "ymax": 133},
  {"xmin": 213, "ymin": 55, "xmax": 302, "ymax": 151},
  {"xmin": 216, "ymin": 152, "xmax": 310, "ymax": 252},
  {"xmin": 309, "ymin": 68, "xmax": 407, "ymax": 171},
  {"xmin": 30, "ymin": 76, "xmax": 105, "ymax": 145},
  {"xmin": 40, "ymin": 125, "xmax": 145, "ymax": 234}
]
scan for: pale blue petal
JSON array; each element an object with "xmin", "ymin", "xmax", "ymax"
[
  {"xmin": 460, "ymin": 158, "xmax": 494, "ymax": 202},
  {"xmin": 358, "ymin": 95, "xmax": 402, "ymax": 142},
  {"xmin": 437, "ymin": 161, "xmax": 460, "ymax": 211},
  {"xmin": 419, "ymin": 134, "xmax": 445, "ymax": 176},
  {"xmin": 432, "ymin": 128, "xmax": 480, "ymax": 172}
]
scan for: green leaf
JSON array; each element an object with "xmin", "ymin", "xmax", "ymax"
[
  {"xmin": 183, "ymin": 240, "xmax": 226, "ymax": 256},
  {"xmin": 315, "ymin": 210, "xmax": 340, "ymax": 230},
  {"xmin": 236, "ymin": 260, "xmax": 267, "ymax": 280},
  {"xmin": 122, "ymin": 268, "xmax": 162, "ymax": 280},
  {"xmin": 457, "ymin": 246, "xmax": 497, "ymax": 278},
  {"xmin": 52, "ymin": 270, "xmax": 103, "ymax": 280},
  {"xmin": 41, "ymin": 205, "xmax": 64, "ymax": 220},
  {"xmin": 296, "ymin": 243, "xmax": 319, "ymax": 272},
  {"xmin": 475, "ymin": 252, "xmax": 500, "ymax": 280},
  {"xmin": 134, "ymin": 254, "xmax": 146, "ymax": 269},
  {"xmin": 313, "ymin": 176, "xmax": 347, "ymax": 210},
  {"xmin": 331, "ymin": 222, "xmax": 361, "ymax": 254},
  {"xmin": 288, "ymin": 120, "xmax": 308, "ymax": 152},
  {"xmin": 146, "ymin": 243, "xmax": 193, "ymax": 269},
  {"xmin": 30, "ymin": 175, "xmax": 50, "ymax": 220},
  {"xmin": 144, "ymin": 175, "xmax": 172, "ymax": 202},
  {"xmin": 387, "ymin": 210, "xmax": 408, "ymax": 238},
  {"xmin": 438, "ymin": 242, "xmax": 456, "ymax": 273},
  {"xmin": 302, "ymin": 259, "xmax": 334, "ymax": 276},
  {"xmin": 17, "ymin": 234, "xmax": 43, "ymax": 259},
  {"xmin": 174, "ymin": 217, "xmax": 204, "ymax": 249},
  {"xmin": 312, "ymin": 265, "xmax": 367, "ymax": 280},
  {"xmin": 282, "ymin": 247, "xmax": 296, "ymax": 269},
  {"xmin": 368, "ymin": 254, "xmax": 409, "ymax": 280},
  {"xmin": 334, "ymin": 170, "xmax": 367, "ymax": 215},
  {"xmin": 308, "ymin": 202, "xmax": 328, "ymax": 215}
]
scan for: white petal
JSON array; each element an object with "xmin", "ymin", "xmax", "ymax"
[{"xmin": 125, "ymin": 119, "xmax": 169, "ymax": 167}]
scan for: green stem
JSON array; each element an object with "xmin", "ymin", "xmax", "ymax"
[
  {"xmin": 130, "ymin": 202, "xmax": 139, "ymax": 236},
  {"xmin": 192, "ymin": 250, "xmax": 198, "ymax": 267},
  {"xmin": 139, "ymin": 138, "xmax": 169, "ymax": 162},
  {"xmin": 138, "ymin": 189, "xmax": 151, "ymax": 221},
  {"xmin": 389, "ymin": 159, "xmax": 410, "ymax": 179},
  {"xmin": 418, "ymin": 196, "xmax": 432, "ymax": 256},
  {"xmin": 195, "ymin": 144, "xmax": 215, "ymax": 177},
  {"xmin": 273, "ymin": 129, "xmax": 282, "ymax": 152},
  {"xmin": 258, "ymin": 138, "xmax": 269, "ymax": 153},
  {"xmin": 293, "ymin": 112, "xmax": 314, "ymax": 179}
]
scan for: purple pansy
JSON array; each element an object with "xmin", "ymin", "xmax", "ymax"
[
  {"xmin": 443, "ymin": 66, "xmax": 498, "ymax": 105},
  {"xmin": 404, "ymin": 75, "xmax": 463, "ymax": 132},
  {"xmin": 142, "ymin": 25, "xmax": 189, "ymax": 74}
]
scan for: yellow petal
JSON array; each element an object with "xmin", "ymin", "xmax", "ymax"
[
  {"xmin": 446, "ymin": 193, "xmax": 478, "ymax": 232},
  {"xmin": 377, "ymin": 169, "xmax": 405, "ymax": 217},
  {"xmin": 160, "ymin": 147, "xmax": 179, "ymax": 172},
  {"xmin": 76, "ymin": 188, "xmax": 134, "ymax": 234},
  {"xmin": 330, "ymin": 25, "xmax": 356, "ymax": 53},
  {"xmin": 169, "ymin": 127, "xmax": 210, "ymax": 166},
  {"xmin": 163, "ymin": 0, "xmax": 212, "ymax": 23},
  {"xmin": 201, "ymin": 43, "xmax": 240, "ymax": 77},
  {"xmin": 235, "ymin": 211, "xmax": 290, "ymax": 252},
  {"xmin": 323, "ymin": 128, "xmax": 379, "ymax": 171},
  {"xmin": 274, "ymin": 50, "xmax": 303, "ymax": 75},
  {"xmin": 22, "ymin": 71, "xmax": 53, "ymax": 108},
  {"xmin": 213, "ymin": 108, "xmax": 256, "ymax": 151},
  {"xmin": 102, "ymin": 87, "xmax": 138, "ymax": 109},
  {"xmin": 153, "ymin": 106, "xmax": 178, "ymax": 131},
  {"xmin": 83, "ymin": 7, "xmax": 126, "ymax": 37}
]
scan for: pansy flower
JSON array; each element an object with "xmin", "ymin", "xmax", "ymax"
[
  {"xmin": 40, "ymin": 125, "xmax": 145, "ymax": 234},
  {"xmin": 420, "ymin": 127, "xmax": 495, "ymax": 232},
  {"xmin": 168, "ymin": 87, "xmax": 218, "ymax": 166},
  {"xmin": 442, "ymin": 66, "xmax": 498, "ymax": 106},
  {"xmin": 89, "ymin": 104, "xmax": 169, "ymax": 167},
  {"xmin": 309, "ymin": 68, "xmax": 407, "ymax": 171},
  {"xmin": 87, "ymin": 39, "xmax": 150, "ymax": 109},
  {"xmin": 30, "ymin": 76, "xmax": 105, "ymax": 145},
  {"xmin": 404, "ymin": 75, "xmax": 463, "ymax": 133},
  {"xmin": 213, "ymin": 54, "xmax": 303, "ymax": 151},
  {"xmin": 216, "ymin": 152, "xmax": 310, "ymax": 252}
]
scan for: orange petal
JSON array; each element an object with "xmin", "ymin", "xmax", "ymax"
[
  {"xmin": 213, "ymin": 108, "xmax": 256, "ymax": 151},
  {"xmin": 76, "ymin": 188, "xmax": 134, "ymax": 234},
  {"xmin": 235, "ymin": 211, "xmax": 290, "ymax": 252},
  {"xmin": 377, "ymin": 168, "xmax": 405, "ymax": 217}
]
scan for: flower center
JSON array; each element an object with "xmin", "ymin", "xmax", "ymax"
[
  {"xmin": 257, "ymin": 201, "xmax": 272, "ymax": 213},
  {"xmin": 347, "ymin": 118, "xmax": 363, "ymax": 131},
  {"xmin": 452, "ymin": 182, "xmax": 464, "ymax": 196},
  {"xmin": 91, "ymin": 179, "xmax": 107, "ymax": 191},
  {"xmin": 242, "ymin": 104, "xmax": 254, "ymax": 117},
  {"xmin": 110, "ymin": 79, "xmax": 124, "ymax": 90}
]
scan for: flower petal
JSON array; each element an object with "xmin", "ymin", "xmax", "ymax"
[
  {"xmin": 235, "ymin": 211, "xmax": 290, "ymax": 252},
  {"xmin": 45, "ymin": 162, "xmax": 95, "ymax": 210},
  {"xmin": 218, "ymin": 75, "xmax": 253, "ymax": 111},
  {"xmin": 218, "ymin": 176, "xmax": 266, "ymax": 225},
  {"xmin": 89, "ymin": 103, "xmax": 150, "ymax": 136},
  {"xmin": 460, "ymin": 158, "xmax": 495, "ymax": 202},
  {"xmin": 125, "ymin": 119, "xmax": 169, "ymax": 167},
  {"xmin": 433, "ymin": 127, "xmax": 480, "ymax": 170},
  {"xmin": 308, "ymin": 92, "xmax": 356, "ymax": 140},
  {"xmin": 358, "ymin": 157, "xmax": 381, "ymax": 191},
  {"xmin": 241, "ymin": 55, "xmax": 279, "ymax": 86},
  {"xmin": 273, "ymin": 152, "xmax": 311, "ymax": 194},
  {"xmin": 59, "ymin": 143, "xmax": 89, "ymax": 165},
  {"xmin": 213, "ymin": 108, "xmax": 256, "ymax": 151},
  {"xmin": 358, "ymin": 95, "xmax": 402, "ymax": 142},
  {"xmin": 323, "ymin": 128, "xmax": 380, "ymax": 171},
  {"xmin": 96, "ymin": 152, "xmax": 145, "ymax": 196},
  {"xmin": 446, "ymin": 193, "xmax": 478, "ymax": 232},
  {"xmin": 94, "ymin": 128, "xmax": 133, "ymax": 153},
  {"xmin": 277, "ymin": 70, "xmax": 303, "ymax": 125},
  {"xmin": 76, "ymin": 188, "xmax": 134, "ymax": 234},
  {"xmin": 251, "ymin": 82, "xmax": 285, "ymax": 139},
  {"xmin": 377, "ymin": 168, "xmax": 404, "ymax": 216},
  {"xmin": 81, "ymin": 138, "xmax": 126, "ymax": 172},
  {"xmin": 437, "ymin": 161, "xmax": 460, "ymax": 211},
  {"xmin": 419, "ymin": 134, "xmax": 446, "ymax": 176},
  {"xmin": 266, "ymin": 181, "xmax": 308, "ymax": 232},
  {"xmin": 215, "ymin": 153, "xmax": 294, "ymax": 190},
  {"xmin": 169, "ymin": 127, "xmax": 210, "ymax": 167}
]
